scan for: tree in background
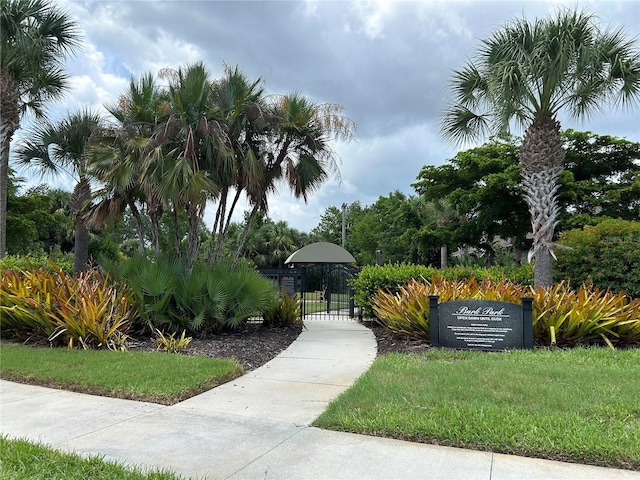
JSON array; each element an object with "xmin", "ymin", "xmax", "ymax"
[
  {"xmin": 414, "ymin": 132, "xmax": 640, "ymax": 262},
  {"xmin": 4, "ymin": 169, "xmax": 72, "ymax": 255},
  {"xmin": 0, "ymin": 0, "xmax": 81, "ymax": 258},
  {"xmin": 442, "ymin": 8, "xmax": 640, "ymax": 288},
  {"xmin": 311, "ymin": 206, "xmax": 343, "ymax": 245},
  {"xmin": 313, "ymin": 193, "xmax": 423, "ymax": 266},
  {"xmin": 560, "ymin": 130, "xmax": 640, "ymax": 227},
  {"xmin": 16, "ymin": 109, "xmax": 103, "ymax": 273},
  {"xmin": 414, "ymin": 137, "xmax": 530, "ymax": 260}
]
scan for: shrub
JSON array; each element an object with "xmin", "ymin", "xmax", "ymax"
[
  {"xmin": 555, "ymin": 219, "xmax": 640, "ymax": 298},
  {"xmin": 0, "ymin": 264, "xmax": 135, "ymax": 349},
  {"xmin": 0, "ymin": 253, "xmax": 73, "ymax": 274},
  {"xmin": 352, "ymin": 263, "xmax": 533, "ymax": 318},
  {"xmin": 372, "ymin": 277, "xmax": 640, "ymax": 348},
  {"xmin": 101, "ymin": 256, "xmax": 279, "ymax": 334},
  {"xmin": 262, "ymin": 292, "xmax": 302, "ymax": 328}
]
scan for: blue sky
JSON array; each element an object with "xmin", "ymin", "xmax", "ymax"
[{"xmin": 13, "ymin": 0, "xmax": 640, "ymax": 233}]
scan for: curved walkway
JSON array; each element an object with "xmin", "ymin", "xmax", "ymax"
[{"xmin": 1, "ymin": 318, "xmax": 636, "ymax": 479}]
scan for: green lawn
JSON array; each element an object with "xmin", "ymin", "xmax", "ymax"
[
  {"xmin": 303, "ymin": 292, "xmax": 350, "ymax": 314},
  {"xmin": 0, "ymin": 436, "xmax": 184, "ymax": 479},
  {"xmin": 314, "ymin": 347, "xmax": 640, "ymax": 470},
  {"xmin": 0, "ymin": 342, "xmax": 243, "ymax": 405}
]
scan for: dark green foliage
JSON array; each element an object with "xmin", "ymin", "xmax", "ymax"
[
  {"xmin": 101, "ymin": 256, "xmax": 279, "ymax": 333},
  {"xmin": 351, "ymin": 263, "xmax": 533, "ymax": 318},
  {"xmin": 262, "ymin": 292, "xmax": 302, "ymax": 327},
  {"xmin": 555, "ymin": 219, "xmax": 640, "ymax": 298},
  {"xmin": 412, "ymin": 132, "xmax": 640, "ymax": 257},
  {"xmin": 350, "ymin": 263, "xmax": 432, "ymax": 318}
]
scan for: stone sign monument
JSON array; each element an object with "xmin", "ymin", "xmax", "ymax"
[{"xmin": 429, "ymin": 297, "xmax": 533, "ymax": 351}]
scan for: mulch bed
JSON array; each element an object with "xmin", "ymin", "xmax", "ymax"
[
  {"xmin": 361, "ymin": 320, "xmax": 431, "ymax": 356},
  {"xmin": 126, "ymin": 320, "xmax": 430, "ymax": 372},
  {"xmin": 127, "ymin": 323, "xmax": 304, "ymax": 372}
]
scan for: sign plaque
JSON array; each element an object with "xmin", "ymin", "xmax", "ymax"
[{"xmin": 429, "ymin": 297, "xmax": 533, "ymax": 351}]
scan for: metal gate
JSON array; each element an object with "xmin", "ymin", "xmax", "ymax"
[
  {"xmin": 301, "ymin": 264, "xmax": 358, "ymax": 319},
  {"xmin": 258, "ymin": 265, "xmax": 359, "ymax": 320}
]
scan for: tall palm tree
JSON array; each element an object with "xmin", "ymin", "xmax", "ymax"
[
  {"xmin": 0, "ymin": 0, "xmax": 81, "ymax": 258},
  {"xmin": 87, "ymin": 73, "xmax": 168, "ymax": 256},
  {"xmin": 206, "ymin": 65, "xmax": 266, "ymax": 264},
  {"xmin": 232, "ymin": 93, "xmax": 356, "ymax": 265},
  {"xmin": 16, "ymin": 109, "xmax": 102, "ymax": 273},
  {"xmin": 442, "ymin": 8, "xmax": 640, "ymax": 288},
  {"xmin": 152, "ymin": 62, "xmax": 222, "ymax": 269}
]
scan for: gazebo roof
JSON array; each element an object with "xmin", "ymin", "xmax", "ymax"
[{"xmin": 284, "ymin": 242, "xmax": 356, "ymax": 264}]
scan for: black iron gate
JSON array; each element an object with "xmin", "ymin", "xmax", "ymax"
[
  {"xmin": 258, "ymin": 265, "xmax": 359, "ymax": 320},
  {"xmin": 301, "ymin": 264, "xmax": 359, "ymax": 319}
]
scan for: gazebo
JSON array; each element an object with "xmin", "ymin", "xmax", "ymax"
[{"xmin": 284, "ymin": 242, "xmax": 356, "ymax": 265}]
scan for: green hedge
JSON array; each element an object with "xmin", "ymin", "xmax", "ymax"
[
  {"xmin": 0, "ymin": 254, "xmax": 73, "ymax": 274},
  {"xmin": 351, "ymin": 263, "xmax": 533, "ymax": 318},
  {"xmin": 555, "ymin": 219, "xmax": 640, "ymax": 299}
]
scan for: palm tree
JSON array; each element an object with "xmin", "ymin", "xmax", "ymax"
[
  {"xmin": 232, "ymin": 93, "xmax": 356, "ymax": 265},
  {"xmin": 87, "ymin": 73, "xmax": 168, "ymax": 256},
  {"xmin": 0, "ymin": 0, "xmax": 81, "ymax": 258},
  {"xmin": 154, "ymin": 62, "xmax": 222, "ymax": 269},
  {"xmin": 206, "ymin": 65, "xmax": 266, "ymax": 264},
  {"xmin": 442, "ymin": 8, "xmax": 640, "ymax": 288},
  {"xmin": 16, "ymin": 109, "xmax": 102, "ymax": 273}
]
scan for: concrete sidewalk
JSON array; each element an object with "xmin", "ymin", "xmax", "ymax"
[{"xmin": 1, "ymin": 318, "xmax": 637, "ymax": 479}]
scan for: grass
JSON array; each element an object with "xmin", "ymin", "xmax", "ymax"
[
  {"xmin": 0, "ymin": 342, "xmax": 243, "ymax": 405},
  {"xmin": 314, "ymin": 347, "xmax": 640, "ymax": 470},
  {"xmin": 0, "ymin": 436, "xmax": 184, "ymax": 479},
  {"xmin": 303, "ymin": 292, "xmax": 350, "ymax": 314}
]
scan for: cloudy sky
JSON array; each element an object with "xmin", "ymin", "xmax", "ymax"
[{"xmin": 16, "ymin": 0, "xmax": 640, "ymax": 233}]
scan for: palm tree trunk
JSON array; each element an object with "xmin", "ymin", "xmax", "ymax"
[
  {"xmin": 128, "ymin": 200, "xmax": 146, "ymax": 254},
  {"xmin": 0, "ymin": 72, "xmax": 20, "ymax": 259},
  {"xmin": 71, "ymin": 178, "xmax": 92, "ymax": 274},
  {"xmin": 206, "ymin": 188, "xmax": 227, "ymax": 264},
  {"xmin": 186, "ymin": 202, "xmax": 202, "ymax": 271},
  {"xmin": 0, "ymin": 121, "xmax": 12, "ymax": 259},
  {"xmin": 440, "ymin": 244, "xmax": 448, "ymax": 269},
  {"xmin": 171, "ymin": 204, "xmax": 180, "ymax": 258},
  {"xmin": 216, "ymin": 187, "xmax": 242, "ymax": 263},
  {"xmin": 147, "ymin": 201, "xmax": 162, "ymax": 258},
  {"xmin": 232, "ymin": 203, "xmax": 260, "ymax": 267},
  {"xmin": 519, "ymin": 116, "xmax": 565, "ymax": 289}
]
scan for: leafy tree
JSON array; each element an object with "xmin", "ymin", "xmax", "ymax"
[
  {"xmin": 442, "ymin": 8, "xmax": 640, "ymax": 288},
  {"xmin": 16, "ymin": 109, "xmax": 103, "ymax": 273},
  {"xmin": 417, "ymin": 198, "xmax": 469, "ymax": 269},
  {"xmin": 559, "ymin": 130, "xmax": 640, "ymax": 226},
  {"xmin": 414, "ymin": 132, "xmax": 640, "ymax": 260},
  {"xmin": 0, "ymin": 0, "xmax": 81, "ymax": 258},
  {"xmin": 414, "ymin": 137, "xmax": 532, "ymax": 258},
  {"xmin": 311, "ymin": 206, "xmax": 343, "ymax": 245},
  {"xmin": 321, "ymin": 193, "xmax": 422, "ymax": 266},
  {"xmin": 4, "ymin": 170, "xmax": 72, "ymax": 255},
  {"xmin": 555, "ymin": 219, "xmax": 640, "ymax": 298}
]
